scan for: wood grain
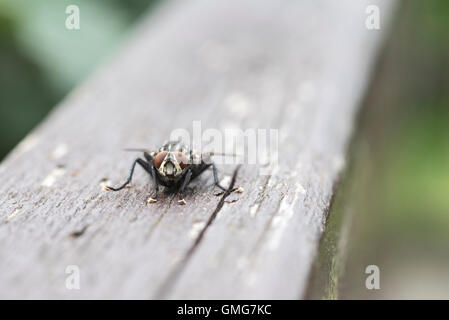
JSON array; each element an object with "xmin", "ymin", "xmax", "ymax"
[{"xmin": 0, "ymin": 0, "xmax": 395, "ymax": 298}]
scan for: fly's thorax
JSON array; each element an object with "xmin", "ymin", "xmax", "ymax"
[{"xmin": 159, "ymin": 140, "xmax": 189, "ymax": 153}]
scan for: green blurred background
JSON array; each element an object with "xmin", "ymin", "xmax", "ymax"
[
  {"xmin": 1, "ymin": 0, "xmax": 448, "ymax": 299},
  {"xmin": 340, "ymin": 0, "xmax": 449, "ymax": 299},
  {"xmin": 308, "ymin": 0, "xmax": 449, "ymax": 299},
  {"xmin": 0, "ymin": 0, "xmax": 158, "ymax": 160}
]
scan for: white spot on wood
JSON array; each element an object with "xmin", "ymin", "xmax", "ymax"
[
  {"xmin": 41, "ymin": 166, "xmax": 66, "ymax": 187},
  {"xmin": 249, "ymin": 203, "xmax": 259, "ymax": 218},
  {"xmin": 219, "ymin": 175, "xmax": 232, "ymax": 189},
  {"xmin": 8, "ymin": 207, "xmax": 21, "ymax": 219},
  {"xmin": 52, "ymin": 144, "xmax": 68, "ymax": 159},
  {"xmin": 268, "ymin": 182, "xmax": 306, "ymax": 251},
  {"xmin": 224, "ymin": 93, "xmax": 250, "ymax": 117},
  {"xmin": 268, "ymin": 199, "xmax": 295, "ymax": 251},
  {"xmin": 99, "ymin": 179, "xmax": 112, "ymax": 190},
  {"xmin": 16, "ymin": 134, "xmax": 39, "ymax": 155},
  {"xmin": 296, "ymin": 183, "xmax": 307, "ymax": 195},
  {"xmin": 188, "ymin": 220, "xmax": 207, "ymax": 240}
]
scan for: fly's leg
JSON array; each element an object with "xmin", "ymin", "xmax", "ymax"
[
  {"xmin": 105, "ymin": 158, "xmax": 150, "ymax": 191},
  {"xmin": 143, "ymin": 151, "xmax": 160, "ymax": 203},
  {"xmin": 177, "ymin": 169, "xmax": 192, "ymax": 205},
  {"xmin": 211, "ymin": 162, "xmax": 228, "ymax": 191},
  {"xmin": 211, "ymin": 162, "xmax": 243, "ymax": 194},
  {"xmin": 147, "ymin": 165, "xmax": 159, "ymax": 204}
]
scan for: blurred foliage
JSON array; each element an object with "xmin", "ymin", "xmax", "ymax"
[
  {"xmin": 0, "ymin": 0, "xmax": 159, "ymax": 159},
  {"xmin": 309, "ymin": 0, "xmax": 449, "ymax": 300},
  {"xmin": 383, "ymin": 108, "xmax": 449, "ymax": 238},
  {"xmin": 378, "ymin": 0, "xmax": 449, "ymax": 242},
  {"xmin": 337, "ymin": 0, "xmax": 449, "ymax": 299}
]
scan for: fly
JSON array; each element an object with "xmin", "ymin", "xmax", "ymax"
[{"xmin": 104, "ymin": 140, "xmax": 243, "ymax": 205}]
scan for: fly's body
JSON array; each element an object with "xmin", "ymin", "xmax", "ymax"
[{"xmin": 105, "ymin": 140, "xmax": 239, "ymax": 205}]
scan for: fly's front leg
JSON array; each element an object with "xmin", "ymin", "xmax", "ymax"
[
  {"xmin": 143, "ymin": 151, "xmax": 160, "ymax": 203},
  {"xmin": 147, "ymin": 165, "xmax": 159, "ymax": 204},
  {"xmin": 211, "ymin": 162, "xmax": 244, "ymax": 194},
  {"xmin": 211, "ymin": 162, "xmax": 228, "ymax": 191},
  {"xmin": 177, "ymin": 169, "xmax": 192, "ymax": 205},
  {"xmin": 105, "ymin": 158, "xmax": 149, "ymax": 191}
]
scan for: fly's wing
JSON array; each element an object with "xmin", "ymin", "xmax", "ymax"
[
  {"xmin": 188, "ymin": 150, "xmax": 241, "ymax": 181},
  {"xmin": 198, "ymin": 151, "xmax": 242, "ymax": 165},
  {"xmin": 160, "ymin": 139, "xmax": 189, "ymax": 152},
  {"xmin": 124, "ymin": 148, "xmax": 159, "ymax": 163},
  {"xmin": 123, "ymin": 148, "xmax": 158, "ymax": 153}
]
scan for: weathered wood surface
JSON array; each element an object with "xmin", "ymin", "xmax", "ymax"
[{"xmin": 0, "ymin": 0, "xmax": 395, "ymax": 299}]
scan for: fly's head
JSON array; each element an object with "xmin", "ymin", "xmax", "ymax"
[{"xmin": 154, "ymin": 151, "xmax": 189, "ymax": 179}]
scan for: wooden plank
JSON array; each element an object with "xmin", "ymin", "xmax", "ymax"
[{"xmin": 0, "ymin": 0, "xmax": 396, "ymax": 299}]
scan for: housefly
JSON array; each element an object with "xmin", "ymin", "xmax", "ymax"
[{"xmin": 104, "ymin": 140, "xmax": 242, "ymax": 204}]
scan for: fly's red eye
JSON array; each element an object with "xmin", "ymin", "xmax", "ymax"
[
  {"xmin": 176, "ymin": 152, "xmax": 188, "ymax": 169},
  {"xmin": 154, "ymin": 151, "xmax": 168, "ymax": 169}
]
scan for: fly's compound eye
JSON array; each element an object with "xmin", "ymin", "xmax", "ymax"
[
  {"xmin": 154, "ymin": 151, "xmax": 168, "ymax": 169},
  {"xmin": 175, "ymin": 152, "xmax": 188, "ymax": 169}
]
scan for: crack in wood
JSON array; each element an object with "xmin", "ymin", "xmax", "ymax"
[{"xmin": 154, "ymin": 165, "xmax": 241, "ymax": 298}]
